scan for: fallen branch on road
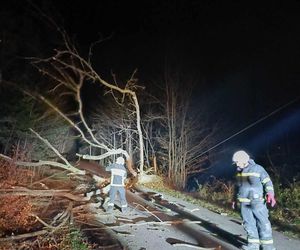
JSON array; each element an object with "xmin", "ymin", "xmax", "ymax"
[
  {"xmin": 0, "ymin": 230, "xmax": 49, "ymax": 241},
  {"xmin": 0, "ymin": 153, "xmax": 85, "ymax": 175},
  {"xmin": 31, "ymin": 202, "xmax": 73, "ymax": 232},
  {"xmin": 132, "ymin": 202, "xmax": 162, "ymax": 222},
  {"xmin": 0, "ymin": 188, "xmax": 89, "ymax": 202},
  {"xmin": 108, "ymin": 220, "xmax": 202, "ymax": 230}
]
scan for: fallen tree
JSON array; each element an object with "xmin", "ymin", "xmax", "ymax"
[
  {"xmin": 29, "ymin": 34, "xmax": 143, "ymax": 176},
  {"xmin": 2, "ymin": 30, "xmax": 148, "ymax": 178}
]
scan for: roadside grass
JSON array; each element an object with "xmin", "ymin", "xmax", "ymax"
[
  {"xmin": 141, "ymin": 177, "xmax": 300, "ymax": 238},
  {"xmin": 270, "ymin": 177, "xmax": 300, "ymax": 238},
  {"xmin": 141, "ymin": 179, "xmax": 239, "ymax": 217}
]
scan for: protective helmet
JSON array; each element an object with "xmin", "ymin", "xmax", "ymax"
[
  {"xmin": 116, "ymin": 156, "xmax": 125, "ymax": 165},
  {"xmin": 232, "ymin": 150, "xmax": 250, "ymax": 164}
]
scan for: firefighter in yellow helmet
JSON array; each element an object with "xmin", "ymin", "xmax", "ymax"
[{"xmin": 232, "ymin": 150, "xmax": 276, "ymax": 250}]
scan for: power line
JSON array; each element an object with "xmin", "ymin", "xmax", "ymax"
[{"xmin": 191, "ymin": 95, "xmax": 300, "ymax": 162}]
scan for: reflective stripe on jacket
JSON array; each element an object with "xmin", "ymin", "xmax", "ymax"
[
  {"xmin": 235, "ymin": 159, "xmax": 274, "ymax": 203},
  {"xmin": 106, "ymin": 163, "xmax": 127, "ymax": 186}
]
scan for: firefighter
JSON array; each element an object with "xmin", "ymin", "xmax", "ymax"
[
  {"xmin": 232, "ymin": 150, "xmax": 276, "ymax": 250},
  {"xmin": 106, "ymin": 156, "xmax": 128, "ymax": 213}
]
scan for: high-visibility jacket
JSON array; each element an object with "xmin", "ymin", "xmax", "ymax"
[
  {"xmin": 106, "ymin": 163, "xmax": 127, "ymax": 187},
  {"xmin": 234, "ymin": 159, "xmax": 274, "ymax": 204}
]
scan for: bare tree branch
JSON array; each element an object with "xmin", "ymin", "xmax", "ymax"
[
  {"xmin": 0, "ymin": 230, "xmax": 49, "ymax": 242},
  {"xmin": 0, "ymin": 188, "xmax": 89, "ymax": 202},
  {"xmin": 0, "ymin": 153, "xmax": 84, "ymax": 174},
  {"xmin": 31, "ymin": 41, "xmax": 144, "ymax": 173}
]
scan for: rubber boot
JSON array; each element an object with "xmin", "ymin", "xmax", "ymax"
[
  {"xmin": 106, "ymin": 205, "xmax": 113, "ymax": 213},
  {"xmin": 121, "ymin": 207, "xmax": 129, "ymax": 214}
]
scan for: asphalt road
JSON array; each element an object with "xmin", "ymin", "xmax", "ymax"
[{"xmin": 93, "ymin": 185, "xmax": 300, "ymax": 250}]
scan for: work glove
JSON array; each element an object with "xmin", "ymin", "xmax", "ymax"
[{"xmin": 266, "ymin": 193, "xmax": 276, "ymax": 207}]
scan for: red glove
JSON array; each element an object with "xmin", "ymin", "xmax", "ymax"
[{"xmin": 266, "ymin": 193, "xmax": 276, "ymax": 207}]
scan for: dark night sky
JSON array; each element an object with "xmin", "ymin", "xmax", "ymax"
[
  {"xmin": 51, "ymin": 1, "xmax": 300, "ymax": 170},
  {"xmin": 3, "ymin": 0, "xmax": 299, "ymax": 110},
  {"xmin": 2, "ymin": 0, "xmax": 300, "ymax": 176},
  {"xmin": 53, "ymin": 1, "xmax": 300, "ymax": 78},
  {"xmin": 50, "ymin": 1, "xmax": 300, "ymax": 115},
  {"xmin": 51, "ymin": 1, "xmax": 300, "ymax": 122}
]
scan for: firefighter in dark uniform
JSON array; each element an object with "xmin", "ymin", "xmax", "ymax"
[
  {"xmin": 106, "ymin": 156, "xmax": 128, "ymax": 213},
  {"xmin": 232, "ymin": 150, "xmax": 276, "ymax": 250}
]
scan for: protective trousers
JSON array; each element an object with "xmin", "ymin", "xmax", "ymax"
[
  {"xmin": 107, "ymin": 186, "xmax": 128, "ymax": 212},
  {"xmin": 241, "ymin": 202, "xmax": 274, "ymax": 250}
]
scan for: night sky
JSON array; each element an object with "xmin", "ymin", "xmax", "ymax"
[
  {"xmin": 49, "ymin": 1, "xmax": 300, "ymax": 111},
  {"xmin": 53, "ymin": 1, "xmax": 300, "ymax": 147},
  {"xmin": 5, "ymin": 1, "xmax": 297, "ymax": 93},
  {"xmin": 2, "ymin": 0, "xmax": 300, "ymax": 178},
  {"xmin": 54, "ymin": 1, "xmax": 300, "ymax": 79}
]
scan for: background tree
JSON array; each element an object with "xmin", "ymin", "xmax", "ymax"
[{"xmin": 146, "ymin": 69, "xmax": 218, "ymax": 189}]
